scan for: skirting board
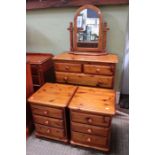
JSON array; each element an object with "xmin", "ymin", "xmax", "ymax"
[{"xmin": 116, "ymin": 91, "xmax": 120, "ymax": 104}]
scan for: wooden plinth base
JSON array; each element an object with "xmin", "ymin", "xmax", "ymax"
[
  {"xmin": 35, "ymin": 132, "xmax": 68, "ymax": 143},
  {"xmin": 70, "ymin": 140, "xmax": 110, "ymax": 152}
]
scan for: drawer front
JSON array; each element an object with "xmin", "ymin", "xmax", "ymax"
[
  {"xmin": 55, "ymin": 63, "xmax": 81, "ymax": 73},
  {"xmin": 31, "ymin": 65, "xmax": 39, "ymax": 75},
  {"xmin": 33, "ymin": 115, "xmax": 64, "ymax": 128},
  {"xmin": 55, "ymin": 72, "xmax": 113, "ymax": 88},
  {"xmin": 31, "ymin": 105, "xmax": 63, "ymax": 119},
  {"xmin": 35, "ymin": 124, "xmax": 65, "ymax": 139},
  {"xmin": 84, "ymin": 64, "xmax": 114, "ymax": 76},
  {"xmin": 71, "ymin": 122, "xmax": 109, "ymax": 137},
  {"xmin": 71, "ymin": 111, "xmax": 111, "ymax": 127},
  {"xmin": 72, "ymin": 131, "xmax": 108, "ymax": 147}
]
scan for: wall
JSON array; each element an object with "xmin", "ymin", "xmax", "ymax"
[{"xmin": 26, "ymin": 5, "xmax": 129, "ymax": 91}]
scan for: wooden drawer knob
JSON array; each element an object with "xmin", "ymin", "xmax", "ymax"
[
  {"xmin": 96, "ymin": 68, "xmax": 100, "ymax": 72},
  {"xmin": 63, "ymin": 76, "xmax": 68, "ymax": 81},
  {"xmin": 65, "ymin": 66, "xmax": 70, "ymax": 70},
  {"xmin": 44, "ymin": 120, "xmax": 49, "ymax": 125},
  {"xmin": 87, "ymin": 129, "xmax": 92, "ymax": 133},
  {"xmin": 43, "ymin": 111, "xmax": 48, "ymax": 115},
  {"xmin": 87, "ymin": 118, "xmax": 92, "ymax": 123},
  {"xmin": 46, "ymin": 129, "xmax": 50, "ymax": 133},
  {"xmin": 87, "ymin": 138, "xmax": 91, "ymax": 142}
]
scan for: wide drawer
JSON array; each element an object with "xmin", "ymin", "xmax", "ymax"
[
  {"xmin": 71, "ymin": 111, "xmax": 111, "ymax": 127},
  {"xmin": 71, "ymin": 122, "xmax": 109, "ymax": 137},
  {"xmin": 84, "ymin": 64, "xmax": 114, "ymax": 76},
  {"xmin": 35, "ymin": 124, "xmax": 65, "ymax": 139},
  {"xmin": 55, "ymin": 63, "xmax": 81, "ymax": 73},
  {"xmin": 33, "ymin": 115, "xmax": 64, "ymax": 128},
  {"xmin": 71, "ymin": 131, "xmax": 108, "ymax": 147},
  {"xmin": 31, "ymin": 104, "xmax": 63, "ymax": 119},
  {"xmin": 55, "ymin": 72, "xmax": 113, "ymax": 88}
]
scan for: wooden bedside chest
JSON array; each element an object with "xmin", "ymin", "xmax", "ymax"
[
  {"xmin": 26, "ymin": 53, "xmax": 55, "ymax": 91},
  {"xmin": 68, "ymin": 86, "xmax": 116, "ymax": 152},
  {"xmin": 28, "ymin": 83, "xmax": 77, "ymax": 143},
  {"xmin": 53, "ymin": 52, "xmax": 118, "ymax": 89}
]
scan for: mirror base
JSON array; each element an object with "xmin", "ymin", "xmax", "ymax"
[{"xmin": 69, "ymin": 51, "xmax": 108, "ymax": 56}]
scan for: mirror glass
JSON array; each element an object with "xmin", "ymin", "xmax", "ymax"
[{"xmin": 76, "ymin": 8, "xmax": 99, "ymax": 48}]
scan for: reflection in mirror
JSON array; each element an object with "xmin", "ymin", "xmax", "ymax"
[{"xmin": 77, "ymin": 8, "xmax": 99, "ymax": 48}]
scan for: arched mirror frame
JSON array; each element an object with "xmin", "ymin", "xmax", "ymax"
[{"xmin": 73, "ymin": 5, "xmax": 104, "ymax": 53}]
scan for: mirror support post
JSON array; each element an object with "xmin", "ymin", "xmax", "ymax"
[
  {"xmin": 103, "ymin": 22, "xmax": 109, "ymax": 52},
  {"xmin": 67, "ymin": 22, "xmax": 74, "ymax": 52}
]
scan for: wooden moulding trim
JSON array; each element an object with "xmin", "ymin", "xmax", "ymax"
[{"xmin": 26, "ymin": 0, "xmax": 129, "ymax": 10}]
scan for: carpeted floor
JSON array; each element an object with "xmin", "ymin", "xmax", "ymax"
[{"xmin": 26, "ymin": 114, "xmax": 128, "ymax": 155}]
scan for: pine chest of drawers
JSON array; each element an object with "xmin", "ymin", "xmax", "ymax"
[
  {"xmin": 53, "ymin": 52, "xmax": 118, "ymax": 89},
  {"xmin": 28, "ymin": 83, "xmax": 77, "ymax": 143},
  {"xmin": 26, "ymin": 53, "xmax": 55, "ymax": 91},
  {"xmin": 68, "ymin": 86, "xmax": 116, "ymax": 152}
]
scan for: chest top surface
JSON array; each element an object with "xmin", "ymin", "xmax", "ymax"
[
  {"xmin": 28, "ymin": 83, "xmax": 77, "ymax": 107},
  {"xmin": 53, "ymin": 52, "xmax": 118, "ymax": 64},
  {"xmin": 69, "ymin": 86, "xmax": 116, "ymax": 115},
  {"xmin": 26, "ymin": 54, "xmax": 52, "ymax": 64}
]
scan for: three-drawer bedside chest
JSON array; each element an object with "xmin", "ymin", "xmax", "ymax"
[
  {"xmin": 68, "ymin": 86, "xmax": 116, "ymax": 152},
  {"xmin": 26, "ymin": 53, "xmax": 55, "ymax": 91},
  {"xmin": 28, "ymin": 83, "xmax": 77, "ymax": 143}
]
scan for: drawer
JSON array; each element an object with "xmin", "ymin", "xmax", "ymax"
[
  {"xmin": 31, "ymin": 105, "xmax": 63, "ymax": 119},
  {"xmin": 56, "ymin": 72, "xmax": 113, "ymax": 88},
  {"xmin": 31, "ymin": 64, "xmax": 39, "ymax": 75},
  {"xmin": 32, "ymin": 75, "xmax": 40, "ymax": 85},
  {"xmin": 71, "ymin": 131, "xmax": 108, "ymax": 147},
  {"xmin": 71, "ymin": 111, "xmax": 111, "ymax": 127},
  {"xmin": 55, "ymin": 63, "xmax": 81, "ymax": 73},
  {"xmin": 84, "ymin": 64, "xmax": 114, "ymax": 76},
  {"xmin": 71, "ymin": 122, "xmax": 109, "ymax": 137},
  {"xmin": 33, "ymin": 115, "xmax": 64, "ymax": 128},
  {"xmin": 35, "ymin": 124, "xmax": 65, "ymax": 139}
]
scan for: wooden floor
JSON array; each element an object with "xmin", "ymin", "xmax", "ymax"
[{"xmin": 26, "ymin": 114, "xmax": 129, "ymax": 155}]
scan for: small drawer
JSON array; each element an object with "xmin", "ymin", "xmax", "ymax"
[
  {"xmin": 33, "ymin": 115, "xmax": 64, "ymax": 128},
  {"xmin": 84, "ymin": 64, "xmax": 114, "ymax": 76},
  {"xmin": 35, "ymin": 124, "xmax": 65, "ymax": 139},
  {"xmin": 31, "ymin": 65, "xmax": 39, "ymax": 75},
  {"xmin": 55, "ymin": 63, "xmax": 81, "ymax": 73},
  {"xmin": 71, "ymin": 111, "xmax": 111, "ymax": 127},
  {"xmin": 71, "ymin": 131, "xmax": 108, "ymax": 147},
  {"xmin": 31, "ymin": 105, "xmax": 63, "ymax": 119},
  {"xmin": 71, "ymin": 122, "xmax": 109, "ymax": 137},
  {"xmin": 32, "ymin": 75, "xmax": 40, "ymax": 85}
]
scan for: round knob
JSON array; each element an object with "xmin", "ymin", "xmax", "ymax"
[
  {"xmin": 63, "ymin": 76, "xmax": 68, "ymax": 81},
  {"xmin": 87, "ymin": 138, "xmax": 91, "ymax": 142},
  {"xmin": 65, "ymin": 66, "xmax": 69, "ymax": 70},
  {"xmin": 87, "ymin": 118, "xmax": 92, "ymax": 123},
  {"xmin": 46, "ymin": 129, "xmax": 50, "ymax": 133},
  {"xmin": 87, "ymin": 129, "xmax": 92, "ymax": 133},
  {"xmin": 44, "ymin": 120, "xmax": 49, "ymax": 125},
  {"xmin": 43, "ymin": 111, "xmax": 48, "ymax": 115},
  {"xmin": 96, "ymin": 68, "xmax": 100, "ymax": 72}
]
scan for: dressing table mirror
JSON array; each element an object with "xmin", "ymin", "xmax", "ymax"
[
  {"xmin": 68, "ymin": 4, "xmax": 109, "ymax": 55},
  {"xmin": 53, "ymin": 4, "xmax": 118, "ymax": 89}
]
